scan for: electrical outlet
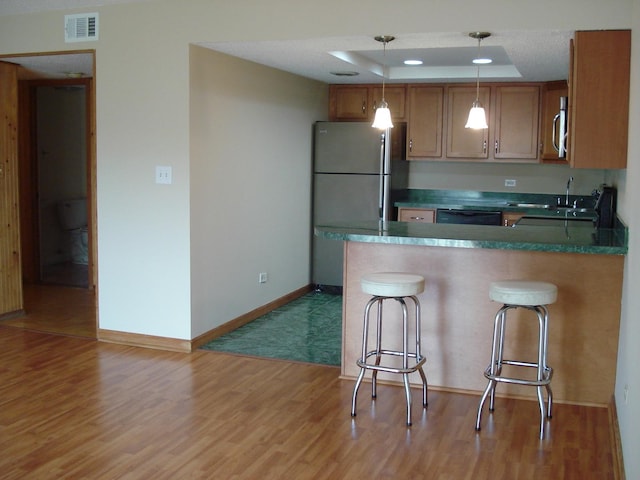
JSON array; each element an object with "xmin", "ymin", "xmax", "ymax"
[
  {"xmin": 504, "ymin": 179, "xmax": 517, "ymax": 187},
  {"xmin": 155, "ymin": 166, "xmax": 172, "ymax": 184},
  {"xmin": 258, "ymin": 272, "xmax": 268, "ymax": 284},
  {"xmin": 624, "ymin": 384, "xmax": 629, "ymax": 404}
]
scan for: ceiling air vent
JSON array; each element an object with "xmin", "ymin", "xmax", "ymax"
[{"xmin": 64, "ymin": 13, "xmax": 99, "ymax": 43}]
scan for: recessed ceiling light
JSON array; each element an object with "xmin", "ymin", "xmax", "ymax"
[
  {"xmin": 330, "ymin": 71, "xmax": 359, "ymax": 76},
  {"xmin": 404, "ymin": 59, "xmax": 423, "ymax": 66},
  {"xmin": 473, "ymin": 58, "xmax": 493, "ymax": 65}
]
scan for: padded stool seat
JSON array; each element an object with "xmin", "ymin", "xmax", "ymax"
[
  {"xmin": 351, "ymin": 272, "xmax": 428, "ymax": 426},
  {"xmin": 489, "ymin": 280, "xmax": 557, "ymax": 306},
  {"xmin": 361, "ymin": 272, "xmax": 425, "ymax": 297},
  {"xmin": 476, "ymin": 280, "xmax": 556, "ymax": 439}
]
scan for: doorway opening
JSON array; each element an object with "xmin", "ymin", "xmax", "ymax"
[
  {"xmin": 0, "ymin": 50, "xmax": 97, "ymax": 338},
  {"xmin": 34, "ymin": 83, "xmax": 89, "ymax": 288}
]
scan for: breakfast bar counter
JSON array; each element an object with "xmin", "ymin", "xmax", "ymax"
[{"xmin": 315, "ymin": 220, "xmax": 627, "ymax": 406}]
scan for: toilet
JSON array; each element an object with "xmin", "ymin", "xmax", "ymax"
[{"xmin": 57, "ymin": 198, "xmax": 88, "ymax": 265}]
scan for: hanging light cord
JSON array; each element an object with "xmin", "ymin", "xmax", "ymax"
[
  {"xmin": 381, "ymin": 39, "xmax": 387, "ymax": 101},
  {"xmin": 375, "ymin": 35, "xmax": 395, "ymax": 103},
  {"xmin": 474, "ymin": 37, "xmax": 481, "ymax": 104}
]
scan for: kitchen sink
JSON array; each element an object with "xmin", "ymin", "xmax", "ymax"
[
  {"xmin": 506, "ymin": 202, "xmax": 553, "ymax": 209},
  {"xmin": 553, "ymin": 206, "xmax": 591, "ymax": 213}
]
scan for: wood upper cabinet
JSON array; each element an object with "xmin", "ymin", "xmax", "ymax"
[
  {"xmin": 329, "ymin": 84, "xmax": 406, "ymax": 122},
  {"xmin": 446, "ymin": 86, "xmax": 490, "ymax": 159},
  {"xmin": 446, "ymin": 85, "xmax": 539, "ymax": 161},
  {"xmin": 370, "ymin": 86, "xmax": 406, "ymax": 121},
  {"xmin": 493, "ymin": 85, "xmax": 540, "ymax": 160},
  {"xmin": 540, "ymin": 80, "xmax": 569, "ymax": 163},
  {"xmin": 329, "ymin": 85, "xmax": 369, "ymax": 120},
  {"xmin": 406, "ymin": 86, "xmax": 443, "ymax": 158},
  {"xmin": 568, "ymin": 30, "xmax": 630, "ymax": 169}
]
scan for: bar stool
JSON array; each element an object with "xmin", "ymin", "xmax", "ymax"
[
  {"xmin": 475, "ymin": 280, "xmax": 557, "ymax": 439},
  {"xmin": 351, "ymin": 272, "xmax": 428, "ymax": 426}
]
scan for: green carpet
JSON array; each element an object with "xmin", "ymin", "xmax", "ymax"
[{"xmin": 201, "ymin": 291, "xmax": 342, "ymax": 366}]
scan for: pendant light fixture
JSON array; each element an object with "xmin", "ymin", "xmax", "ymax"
[
  {"xmin": 372, "ymin": 35, "xmax": 395, "ymax": 130},
  {"xmin": 465, "ymin": 31, "xmax": 491, "ymax": 129}
]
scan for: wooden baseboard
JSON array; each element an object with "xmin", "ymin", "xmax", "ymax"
[
  {"xmin": 190, "ymin": 284, "xmax": 313, "ymax": 351},
  {"xmin": 97, "ymin": 285, "xmax": 314, "ymax": 353},
  {"xmin": 609, "ymin": 395, "xmax": 626, "ymax": 480},
  {"xmin": 98, "ymin": 329, "xmax": 192, "ymax": 353},
  {"xmin": 0, "ymin": 309, "xmax": 26, "ymax": 321}
]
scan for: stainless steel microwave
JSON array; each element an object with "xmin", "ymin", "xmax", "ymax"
[{"xmin": 553, "ymin": 96, "xmax": 568, "ymax": 158}]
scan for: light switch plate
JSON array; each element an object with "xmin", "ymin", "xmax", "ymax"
[{"xmin": 156, "ymin": 166, "xmax": 172, "ymax": 184}]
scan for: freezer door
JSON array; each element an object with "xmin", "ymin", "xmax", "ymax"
[
  {"xmin": 312, "ymin": 173, "xmax": 380, "ymax": 287},
  {"xmin": 314, "ymin": 122, "xmax": 384, "ymax": 174}
]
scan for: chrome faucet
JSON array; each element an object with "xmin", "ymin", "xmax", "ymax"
[{"xmin": 565, "ymin": 176, "xmax": 574, "ymax": 206}]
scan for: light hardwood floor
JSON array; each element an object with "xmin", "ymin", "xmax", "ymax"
[
  {"xmin": 1, "ymin": 284, "xmax": 96, "ymax": 338},
  {"xmin": 0, "ymin": 286, "xmax": 618, "ymax": 479}
]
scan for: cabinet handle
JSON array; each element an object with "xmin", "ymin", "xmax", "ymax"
[
  {"xmin": 495, "ymin": 140, "xmax": 499, "ymax": 154},
  {"xmin": 362, "ymin": 101, "xmax": 366, "ymax": 114},
  {"xmin": 373, "ymin": 101, "xmax": 377, "ymax": 111},
  {"xmin": 410, "ymin": 216, "xmax": 424, "ymax": 220},
  {"xmin": 409, "ymin": 139, "xmax": 413, "ymax": 152},
  {"xmin": 483, "ymin": 140, "xmax": 487, "ymax": 154}
]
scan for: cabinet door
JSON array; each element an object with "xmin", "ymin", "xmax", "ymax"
[
  {"xmin": 569, "ymin": 30, "xmax": 630, "ymax": 169},
  {"xmin": 398, "ymin": 208, "xmax": 435, "ymax": 223},
  {"xmin": 493, "ymin": 86, "xmax": 540, "ymax": 160},
  {"xmin": 370, "ymin": 86, "xmax": 406, "ymax": 121},
  {"xmin": 502, "ymin": 212, "xmax": 524, "ymax": 227},
  {"xmin": 329, "ymin": 86, "xmax": 368, "ymax": 120},
  {"xmin": 406, "ymin": 86, "xmax": 443, "ymax": 158},
  {"xmin": 446, "ymin": 86, "xmax": 490, "ymax": 159},
  {"xmin": 540, "ymin": 81, "xmax": 568, "ymax": 162}
]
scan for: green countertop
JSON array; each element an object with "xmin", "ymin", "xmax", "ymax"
[
  {"xmin": 395, "ymin": 188, "xmax": 596, "ymax": 208},
  {"xmin": 315, "ymin": 219, "xmax": 627, "ymax": 255}
]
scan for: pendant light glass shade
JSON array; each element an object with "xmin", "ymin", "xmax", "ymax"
[
  {"xmin": 372, "ymin": 100, "xmax": 393, "ymax": 129},
  {"xmin": 372, "ymin": 35, "xmax": 395, "ymax": 130},
  {"xmin": 466, "ymin": 31, "xmax": 490, "ymax": 130},
  {"xmin": 465, "ymin": 101, "xmax": 488, "ymax": 129}
]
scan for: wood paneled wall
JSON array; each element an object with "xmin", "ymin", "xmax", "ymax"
[{"xmin": 0, "ymin": 62, "xmax": 23, "ymax": 316}]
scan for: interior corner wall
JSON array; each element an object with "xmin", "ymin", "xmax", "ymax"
[
  {"xmin": 188, "ymin": 45, "xmax": 327, "ymax": 337},
  {"xmin": 612, "ymin": 0, "xmax": 640, "ymax": 477}
]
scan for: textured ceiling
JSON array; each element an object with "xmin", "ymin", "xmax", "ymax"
[
  {"xmin": 201, "ymin": 30, "xmax": 573, "ymax": 84},
  {"xmin": 0, "ymin": 1, "xmax": 572, "ymax": 84},
  {"xmin": 2, "ymin": 53, "xmax": 94, "ymax": 79}
]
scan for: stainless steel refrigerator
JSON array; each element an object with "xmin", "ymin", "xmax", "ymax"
[{"xmin": 312, "ymin": 121, "xmax": 407, "ymax": 289}]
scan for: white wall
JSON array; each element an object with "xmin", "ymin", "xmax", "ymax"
[
  {"xmin": 189, "ymin": 45, "xmax": 327, "ymax": 336},
  {"xmin": 1, "ymin": 0, "xmax": 638, "ymax": 476},
  {"xmin": 408, "ymin": 161, "xmax": 608, "ymax": 195},
  {"xmin": 613, "ymin": 1, "xmax": 640, "ymax": 476}
]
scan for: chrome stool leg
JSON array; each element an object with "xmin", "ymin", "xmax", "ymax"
[
  {"xmin": 351, "ymin": 296, "xmax": 377, "ymax": 417},
  {"xmin": 476, "ymin": 304, "xmax": 554, "ymax": 439},
  {"xmin": 351, "ymin": 286, "xmax": 428, "ymax": 426}
]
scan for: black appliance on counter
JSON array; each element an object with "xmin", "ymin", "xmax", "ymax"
[
  {"xmin": 594, "ymin": 186, "xmax": 616, "ymax": 228},
  {"xmin": 436, "ymin": 209, "xmax": 502, "ymax": 225}
]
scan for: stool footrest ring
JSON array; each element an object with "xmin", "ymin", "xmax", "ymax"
[
  {"xmin": 483, "ymin": 364, "xmax": 553, "ymax": 387},
  {"xmin": 357, "ymin": 350, "xmax": 426, "ymax": 375}
]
